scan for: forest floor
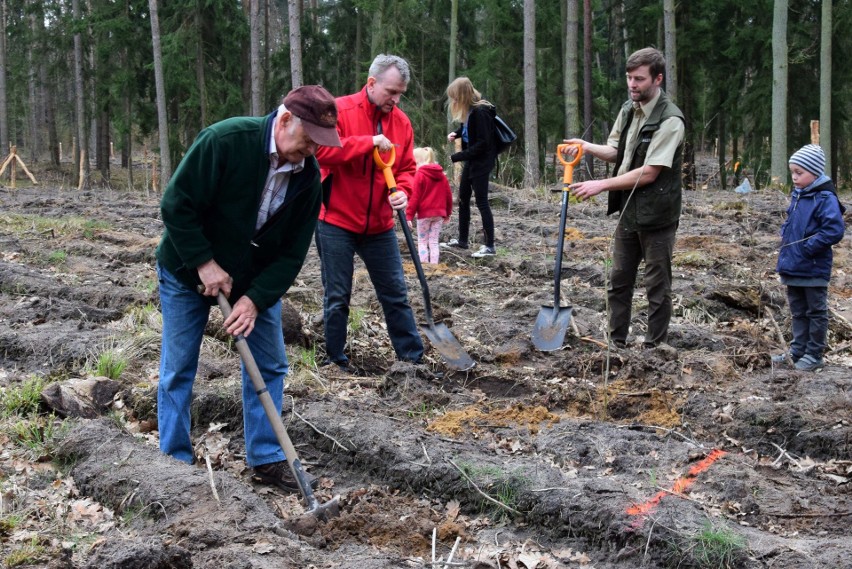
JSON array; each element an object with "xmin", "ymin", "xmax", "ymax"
[{"xmin": 1, "ymin": 161, "xmax": 851, "ymax": 569}]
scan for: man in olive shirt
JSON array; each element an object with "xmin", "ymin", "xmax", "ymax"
[{"xmin": 563, "ymin": 47, "xmax": 685, "ymax": 348}]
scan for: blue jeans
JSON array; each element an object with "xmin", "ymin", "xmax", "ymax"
[
  {"xmin": 315, "ymin": 221, "xmax": 424, "ymax": 364},
  {"xmin": 786, "ymin": 285, "xmax": 829, "ymax": 358},
  {"xmin": 157, "ymin": 263, "xmax": 288, "ymax": 467}
]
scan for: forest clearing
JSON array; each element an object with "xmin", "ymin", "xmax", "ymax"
[{"xmin": 0, "ymin": 158, "xmax": 850, "ymax": 568}]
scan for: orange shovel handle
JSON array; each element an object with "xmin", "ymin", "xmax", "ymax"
[
  {"xmin": 372, "ymin": 146, "xmax": 397, "ymax": 191},
  {"xmin": 556, "ymin": 143, "xmax": 583, "ymax": 188}
]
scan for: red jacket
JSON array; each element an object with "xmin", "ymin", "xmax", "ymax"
[
  {"xmin": 406, "ymin": 164, "xmax": 453, "ymax": 222},
  {"xmin": 316, "ymin": 87, "xmax": 416, "ymax": 235}
]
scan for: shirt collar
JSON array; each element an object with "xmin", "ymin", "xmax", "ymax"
[
  {"xmin": 269, "ymin": 104, "xmax": 305, "ymax": 173},
  {"xmin": 633, "ymin": 89, "xmax": 662, "ymax": 117}
]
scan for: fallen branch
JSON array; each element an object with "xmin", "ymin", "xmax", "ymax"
[
  {"xmin": 292, "ymin": 409, "xmax": 353, "ymax": 452},
  {"xmin": 615, "ymin": 423, "xmax": 707, "ymax": 449},
  {"xmin": 830, "ymin": 308, "xmax": 852, "ymax": 334},
  {"xmin": 579, "ymin": 336, "xmax": 608, "ymax": 348},
  {"xmin": 770, "ymin": 442, "xmax": 799, "ymax": 468},
  {"xmin": 764, "ymin": 306, "xmax": 794, "ymax": 366},
  {"xmin": 826, "ymin": 340, "xmax": 851, "ymax": 356},
  {"xmin": 445, "ymin": 536, "xmax": 461, "ymax": 567},
  {"xmin": 448, "ymin": 458, "xmax": 523, "ymax": 516},
  {"xmin": 764, "ymin": 510, "xmax": 852, "ymax": 518}
]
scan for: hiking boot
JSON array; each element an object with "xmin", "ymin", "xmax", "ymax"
[
  {"xmin": 441, "ymin": 238, "xmax": 468, "ymax": 250},
  {"xmin": 471, "ymin": 245, "xmax": 496, "ymax": 258},
  {"xmin": 794, "ymin": 354, "xmax": 823, "ymax": 371},
  {"xmin": 770, "ymin": 352, "xmax": 799, "ymax": 365},
  {"xmin": 252, "ymin": 461, "xmax": 319, "ymax": 493}
]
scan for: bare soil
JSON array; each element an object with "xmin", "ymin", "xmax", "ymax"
[{"xmin": 1, "ymin": 167, "xmax": 850, "ymax": 569}]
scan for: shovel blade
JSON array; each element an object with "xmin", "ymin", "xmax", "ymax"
[
  {"xmin": 421, "ymin": 322, "xmax": 476, "ymax": 371},
  {"xmin": 307, "ymin": 495, "xmax": 341, "ymax": 522},
  {"xmin": 532, "ymin": 306, "xmax": 572, "ymax": 351}
]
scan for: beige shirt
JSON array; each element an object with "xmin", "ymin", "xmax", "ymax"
[{"xmin": 606, "ymin": 90, "xmax": 684, "ymax": 177}]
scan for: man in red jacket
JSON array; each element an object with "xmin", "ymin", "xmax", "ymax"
[{"xmin": 315, "ymin": 54, "xmax": 424, "ymax": 372}]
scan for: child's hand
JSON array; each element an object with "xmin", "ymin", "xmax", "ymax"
[{"xmin": 408, "ymin": 221, "xmax": 414, "ymax": 230}]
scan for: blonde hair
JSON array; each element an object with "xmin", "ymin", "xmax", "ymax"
[
  {"xmin": 446, "ymin": 77, "xmax": 491, "ymax": 122},
  {"xmin": 413, "ymin": 146, "xmax": 436, "ymax": 165}
]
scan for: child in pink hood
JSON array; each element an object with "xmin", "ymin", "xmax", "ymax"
[{"xmin": 407, "ymin": 147, "xmax": 453, "ymax": 264}]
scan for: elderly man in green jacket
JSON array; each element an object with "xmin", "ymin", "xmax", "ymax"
[{"xmin": 156, "ymin": 85, "xmax": 340, "ymax": 493}]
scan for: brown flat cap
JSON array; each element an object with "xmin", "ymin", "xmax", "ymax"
[{"xmin": 283, "ymin": 85, "xmax": 341, "ymax": 147}]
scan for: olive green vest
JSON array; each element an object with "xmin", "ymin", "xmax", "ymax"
[{"xmin": 608, "ymin": 91, "xmax": 685, "ymax": 231}]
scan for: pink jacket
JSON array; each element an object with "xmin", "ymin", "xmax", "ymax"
[{"xmin": 406, "ymin": 163, "xmax": 453, "ymax": 222}]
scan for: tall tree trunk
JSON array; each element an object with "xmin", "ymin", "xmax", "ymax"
[
  {"xmin": 288, "ymin": 0, "xmax": 303, "ymax": 88},
  {"xmin": 582, "ymin": 0, "xmax": 592, "ymax": 174},
  {"xmin": 616, "ymin": 1, "xmax": 628, "ymax": 65},
  {"xmin": 564, "ymin": 0, "xmax": 580, "ymax": 138},
  {"xmin": 124, "ymin": 94, "xmax": 132, "ymax": 186},
  {"xmin": 0, "ymin": 0, "xmax": 7, "ymax": 152},
  {"xmin": 250, "ymin": 0, "xmax": 263, "ymax": 113},
  {"xmin": 663, "ymin": 0, "xmax": 677, "ymax": 102},
  {"xmin": 27, "ymin": 12, "xmax": 39, "ymax": 163},
  {"xmin": 370, "ymin": 1, "xmax": 384, "ymax": 56},
  {"xmin": 523, "ymin": 0, "xmax": 540, "ymax": 188},
  {"xmin": 149, "ymin": 0, "xmax": 171, "ymax": 188},
  {"xmin": 73, "ymin": 0, "xmax": 89, "ymax": 187},
  {"xmin": 354, "ymin": 8, "xmax": 362, "ymax": 90},
  {"xmin": 718, "ymin": 108, "xmax": 727, "ymax": 190},
  {"xmin": 195, "ymin": 4, "xmax": 207, "ymax": 128},
  {"xmin": 447, "ymin": 0, "xmax": 458, "ymax": 156},
  {"xmin": 97, "ymin": 107, "xmax": 110, "ymax": 180},
  {"xmin": 42, "ymin": 64, "xmax": 58, "ymax": 166},
  {"xmin": 448, "ymin": 0, "xmax": 457, "ymax": 83},
  {"xmin": 820, "ymin": 0, "xmax": 832, "ymax": 175},
  {"xmin": 770, "ymin": 0, "xmax": 788, "ymax": 183}
]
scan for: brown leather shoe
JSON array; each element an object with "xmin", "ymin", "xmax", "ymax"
[{"xmin": 252, "ymin": 461, "xmax": 319, "ymax": 493}]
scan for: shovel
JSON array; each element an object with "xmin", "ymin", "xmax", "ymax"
[
  {"xmin": 532, "ymin": 143, "xmax": 583, "ymax": 351},
  {"xmin": 211, "ymin": 290, "xmax": 340, "ymax": 521},
  {"xmin": 372, "ymin": 147, "xmax": 475, "ymax": 371}
]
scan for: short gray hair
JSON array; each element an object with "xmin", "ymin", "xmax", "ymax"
[{"xmin": 369, "ymin": 54, "xmax": 411, "ymax": 84}]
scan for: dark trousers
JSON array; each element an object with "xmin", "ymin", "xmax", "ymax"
[
  {"xmin": 457, "ymin": 165, "xmax": 494, "ymax": 247},
  {"xmin": 609, "ymin": 222, "xmax": 678, "ymax": 346},
  {"xmin": 786, "ymin": 285, "xmax": 829, "ymax": 358}
]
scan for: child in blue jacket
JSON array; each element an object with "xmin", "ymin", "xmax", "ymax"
[{"xmin": 773, "ymin": 145, "xmax": 846, "ymax": 370}]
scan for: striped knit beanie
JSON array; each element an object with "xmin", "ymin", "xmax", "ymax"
[{"xmin": 788, "ymin": 144, "xmax": 825, "ymax": 176}]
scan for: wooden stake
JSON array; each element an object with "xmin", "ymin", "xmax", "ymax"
[{"xmin": 0, "ymin": 146, "xmax": 39, "ymax": 187}]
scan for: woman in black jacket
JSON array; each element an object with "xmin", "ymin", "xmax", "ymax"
[{"xmin": 446, "ymin": 77, "xmax": 497, "ymax": 257}]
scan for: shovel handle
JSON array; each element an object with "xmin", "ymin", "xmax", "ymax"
[
  {"xmin": 556, "ymin": 143, "xmax": 583, "ymax": 188},
  {"xmin": 372, "ymin": 146, "xmax": 397, "ymax": 192},
  {"xmin": 371, "ymin": 146, "xmax": 437, "ymax": 326},
  {"xmin": 200, "ymin": 286, "xmax": 323, "ymax": 512}
]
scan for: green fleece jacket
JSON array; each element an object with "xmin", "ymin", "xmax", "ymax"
[{"xmin": 156, "ymin": 112, "xmax": 322, "ymax": 312}]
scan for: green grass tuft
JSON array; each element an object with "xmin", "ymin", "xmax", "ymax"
[
  {"xmin": 1, "ymin": 376, "xmax": 45, "ymax": 418},
  {"xmin": 95, "ymin": 350, "xmax": 127, "ymax": 380}
]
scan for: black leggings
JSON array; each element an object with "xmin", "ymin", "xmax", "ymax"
[{"xmin": 457, "ymin": 165, "xmax": 494, "ymax": 247}]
